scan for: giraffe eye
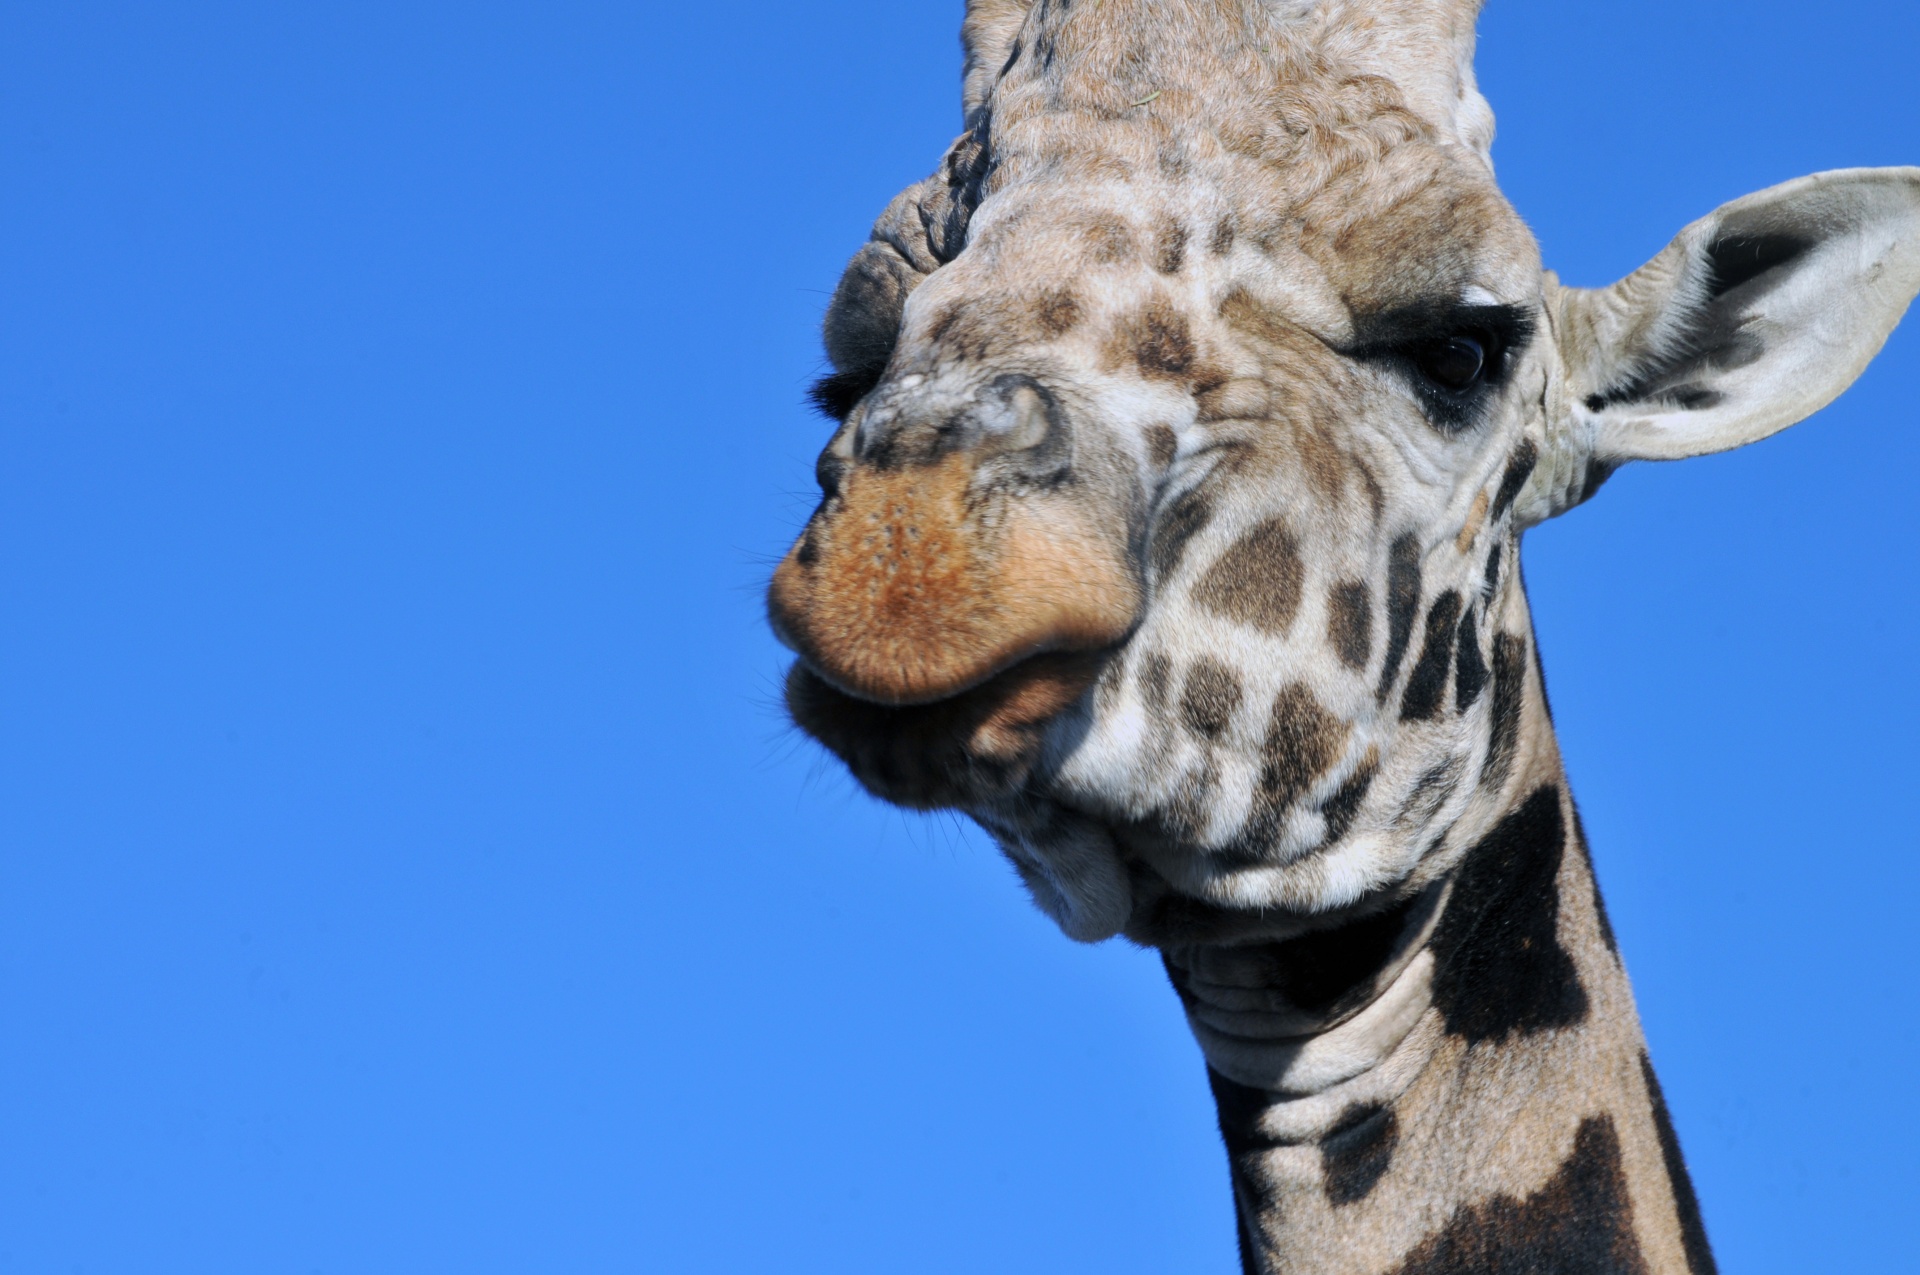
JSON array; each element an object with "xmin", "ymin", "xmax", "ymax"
[
  {"xmin": 1414, "ymin": 334, "xmax": 1489, "ymax": 391},
  {"xmin": 1347, "ymin": 302, "xmax": 1535, "ymax": 434}
]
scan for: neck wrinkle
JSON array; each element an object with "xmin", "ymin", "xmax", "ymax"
[{"xmin": 1172, "ymin": 878, "xmax": 1447, "ymax": 1100}]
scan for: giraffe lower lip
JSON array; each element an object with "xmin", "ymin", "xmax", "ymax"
[{"xmin": 784, "ymin": 648, "xmax": 1114, "ymax": 810}]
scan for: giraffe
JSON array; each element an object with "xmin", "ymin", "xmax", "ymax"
[{"xmin": 766, "ymin": 0, "xmax": 1920, "ymax": 1269}]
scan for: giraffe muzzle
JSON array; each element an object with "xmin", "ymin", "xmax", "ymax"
[{"xmin": 767, "ymin": 379, "xmax": 1141, "ymax": 709}]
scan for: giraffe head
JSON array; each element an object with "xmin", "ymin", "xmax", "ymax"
[{"xmin": 769, "ymin": 0, "xmax": 1920, "ymax": 942}]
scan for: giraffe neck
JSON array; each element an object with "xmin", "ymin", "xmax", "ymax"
[{"xmin": 1162, "ymin": 647, "xmax": 1718, "ymax": 1274}]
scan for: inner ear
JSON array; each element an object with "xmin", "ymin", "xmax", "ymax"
[
  {"xmin": 1551, "ymin": 167, "xmax": 1920, "ymax": 470},
  {"xmin": 1578, "ymin": 231, "xmax": 1816, "ymax": 417},
  {"xmin": 1704, "ymin": 232, "xmax": 1811, "ymax": 299}
]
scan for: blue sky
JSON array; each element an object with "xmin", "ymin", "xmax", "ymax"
[{"xmin": 1, "ymin": 2, "xmax": 1915, "ymax": 1271}]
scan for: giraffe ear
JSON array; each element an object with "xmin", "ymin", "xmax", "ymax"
[{"xmin": 1548, "ymin": 168, "xmax": 1920, "ymax": 476}]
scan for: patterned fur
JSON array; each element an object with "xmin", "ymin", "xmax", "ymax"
[{"xmin": 768, "ymin": 1, "xmax": 1920, "ymax": 1270}]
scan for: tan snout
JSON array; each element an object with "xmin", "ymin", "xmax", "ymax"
[{"xmin": 768, "ymin": 450, "xmax": 1139, "ymax": 706}]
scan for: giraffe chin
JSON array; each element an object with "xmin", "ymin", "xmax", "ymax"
[{"xmin": 783, "ymin": 648, "xmax": 1111, "ymax": 813}]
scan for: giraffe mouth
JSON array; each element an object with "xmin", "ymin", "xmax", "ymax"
[{"xmin": 783, "ymin": 647, "xmax": 1115, "ymax": 811}]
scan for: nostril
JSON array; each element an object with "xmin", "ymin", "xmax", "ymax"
[
  {"xmin": 845, "ymin": 375, "xmax": 1064, "ymax": 468},
  {"xmin": 974, "ymin": 377, "xmax": 1057, "ymax": 459},
  {"xmin": 995, "ymin": 383, "xmax": 1052, "ymax": 453}
]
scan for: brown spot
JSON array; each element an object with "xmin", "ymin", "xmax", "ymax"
[
  {"xmin": 1400, "ymin": 591, "xmax": 1463, "ymax": 722},
  {"xmin": 1083, "ymin": 215, "xmax": 1135, "ymax": 264},
  {"xmin": 1155, "ymin": 218, "xmax": 1188, "ymax": 274},
  {"xmin": 1148, "ymin": 487, "xmax": 1211, "ymax": 582},
  {"xmin": 1319, "ymin": 747, "xmax": 1378, "ymax": 844},
  {"xmin": 767, "ymin": 452, "xmax": 1139, "ymax": 705},
  {"xmin": 1033, "ymin": 288, "xmax": 1082, "ymax": 337},
  {"xmin": 1376, "ymin": 534, "xmax": 1422, "ymax": 704},
  {"xmin": 1140, "ymin": 650, "xmax": 1172, "ymax": 712},
  {"xmin": 1146, "ymin": 424, "xmax": 1178, "ymax": 470},
  {"xmin": 1481, "ymin": 633, "xmax": 1528, "ymax": 791},
  {"xmin": 1491, "ymin": 439, "xmax": 1539, "ymax": 521},
  {"xmin": 1455, "ymin": 489, "xmax": 1489, "ymax": 553},
  {"xmin": 1285, "ymin": 411, "xmax": 1351, "ymax": 501},
  {"xmin": 1248, "ymin": 684, "xmax": 1348, "ymax": 840},
  {"xmin": 1209, "ymin": 216, "xmax": 1235, "ymax": 256},
  {"xmin": 1112, "ymin": 300, "xmax": 1195, "ymax": 380},
  {"xmin": 1193, "ymin": 519, "xmax": 1304, "ymax": 635},
  {"xmin": 1179, "ymin": 658, "xmax": 1244, "ymax": 739},
  {"xmin": 1328, "ymin": 581, "xmax": 1372, "ymax": 670},
  {"xmin": 923, "ymin": 300, "xmax": 1006, "ymax": 362}
]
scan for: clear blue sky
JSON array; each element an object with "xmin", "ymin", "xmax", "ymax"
[{"xmin": 2, "ymin": 2, "xmax": 1915, "ymax": 1271}]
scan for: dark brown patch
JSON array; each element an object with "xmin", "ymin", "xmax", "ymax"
[
  {"xmin": 1148, "ymin": 487, "xmax": 1212, "ymax": 582},
  {"xmin": 1192, "ymin": 519, "xmax": 1304, "ymax": 634},
  {"xmin": 1640, "ymin": 1052, "xmax": 1718, "ymax": 1274},
  {"xmin": 1146, "ymin": 424, "xmax": 1178, "ymax": 470},
  {"xmin": 1328, "ymin": 580, "xmax": 1372, "ymax": 670},
  {"xmin": 1162, "ymin": 755, "xmax": 1222, "ymax": 843},
  {"xmin": 1481, "ymin": 633, "xmax": 1527, "ymax": 791},
  {"xmin": 1454, "ymin": 603, "xmax": 1488, "ymax": 710},
  {"xmin": 1238, "ymin": 684, "xmax": 1347, "ymax": 852},
  {"xmin": 1179, "ymin": 658, "xmax": 1244, "ymax": 740},
  {"xmin": 1322, "ymin": 1103, "xmax": 1400, "ymax": 1206},
  {"xmin": 1140, "ymin": 650, "xmax": 1173, "ymax": 712},
  {"xmin": 1481, "ymin": 541, "xmax": 1503, "ymax": 600},
  {"xmin": 1400, "ymin": 591, "xmax": 1463, "ymax": 721},
  {"xmin": 1285, "ymin": 410, "xmax": 1352, "ymax": 502},
  {"xmin": 1209, "ymin": 216, "xmax": 1235, "ymax": 256},
  {"xmin": 1033, "ymin": 288, "xmax": 1082, "ymax": 337},
  {"xmin": 1318, "ymin": 750, "xmax": 1377, "ymax": 844},
  {"xmin": 1155, "ymin": 218, "xmax": 1188, "ymax": 274},
  {"xmin": 1429, "ymin": 785, "xmax": 1588, "ymax": 1043},
  {"xmin": 923, "ymin": 299, "xmax": 1006, "ymax": 362},
  {"xmin": 1263, "ymin": 685, "xmax": 1346, "ymax": 803},
  {"xmin": 1490, "ymin": 439, "xmax": 1539, "ymax": 522},
  {"xmin": 1116, "ymin": 300, "xmax": 1196, "ymax": 379},
  {"xmin": 1389, "ymin": 1116, "xmax": 1649, "ymax": 1275},
  {"xmin": 1084, "ymin": 215, "xmax": 1135, "ymax": 264},
  {"xmin": 1376, "ymin": 535, "xmax": 1422, "ymax": 703}
]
